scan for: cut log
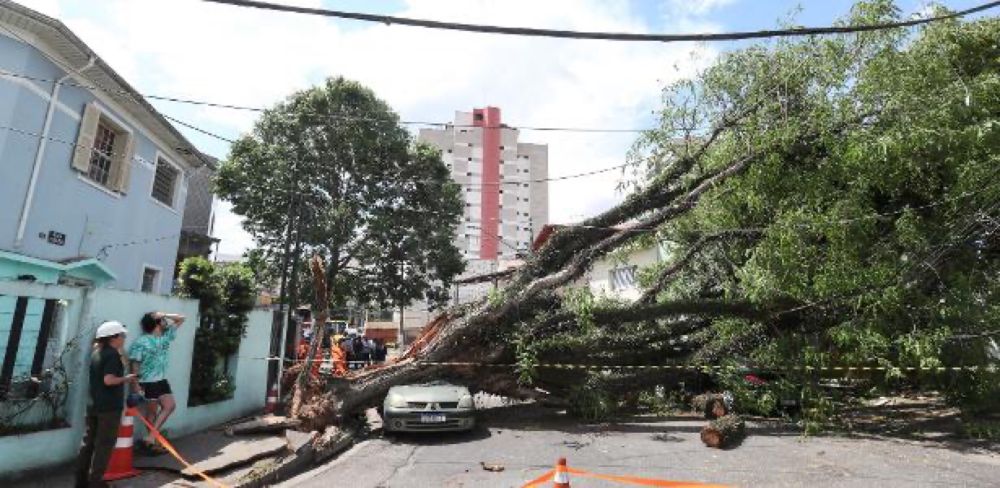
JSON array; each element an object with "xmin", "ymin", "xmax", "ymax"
[
  {"xmin": 226, "ymin": 416, "xmax": 301, "ymax": 436},
  {"xmin": 691, "ymin": 393, "xmax": 728, "ymax": 419},
  {"xmin": 700, "ymin": 414, "xmax": 746, "ymax": 448}
]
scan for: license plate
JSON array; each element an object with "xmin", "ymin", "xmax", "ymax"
[{"xmin": 420, "ymin": 414, "xmax": 447, "ymax": 423}]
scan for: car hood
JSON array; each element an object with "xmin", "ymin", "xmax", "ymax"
[{"xmin": 388, "ymin": 384, "xmax": 470, "ymax": 402}]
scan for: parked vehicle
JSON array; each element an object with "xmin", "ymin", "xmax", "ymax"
[{"xmin": 383, "ymin": 381, "xmax": 476, "ymax": 432}]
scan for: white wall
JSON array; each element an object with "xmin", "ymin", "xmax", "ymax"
[
  {"xmin": 585, "ymin": 245, "xmax": 662, "ymax": 301},
  {"xmin": 0, "ymin": 282, "xmax": 272, "ymax": 478}
]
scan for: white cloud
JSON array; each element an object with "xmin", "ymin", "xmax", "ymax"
[{"xmin": 50, "ymin": 0, "xmax": 720, "ymax": 256}]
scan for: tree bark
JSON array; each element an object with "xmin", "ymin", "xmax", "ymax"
[
  {"xmin": 700, "ymin": 414, "xmax": 746, "ymax": 448},
  {"xmin": 691, "ymin": 393, "xmax": 729, "ymax": 419},
  {"xmin": 290, "ymin": 256, "xmax": 330, "ymax": 417}
]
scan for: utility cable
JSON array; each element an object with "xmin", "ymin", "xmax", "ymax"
[
  {"xmin": 0, "ymin": 69, "xmax": 646, "ymax": 134},
  {"xmin": 203, "ymin": 0, "xmax": 1000, "ymax": 43}
]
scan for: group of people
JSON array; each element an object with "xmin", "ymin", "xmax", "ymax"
[
  {"xmin": 75, "ymin": 310, "xmax": 185, "ymax": 488},
  {"xmin": 338, "ymin": 334, "xmax": 389, "ymax": 369},
  {"xmin": 295, "ymin": 328, "xmax": 389, "ymax": 378}
]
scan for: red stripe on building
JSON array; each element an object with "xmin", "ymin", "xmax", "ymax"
[{"xmin": 474, "ymin": 107, "xmax": 501, "ymax": 259}]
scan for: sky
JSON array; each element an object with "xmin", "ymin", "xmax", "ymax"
[{"xmin": 27, "ymin": 0, "xmax": 988, "ymax": 257}]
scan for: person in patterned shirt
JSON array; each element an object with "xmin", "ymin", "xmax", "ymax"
[{"xmin": 129, "ymin": 311, "xmax": 184, "ymax": 453}]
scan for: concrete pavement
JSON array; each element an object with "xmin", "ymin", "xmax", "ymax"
[{"xmin": 281, "ymin": 404, "xmax": 1000, "ymax": 488}]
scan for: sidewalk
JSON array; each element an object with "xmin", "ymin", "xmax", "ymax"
[{"xmin": 8, "ymin": 417, "xmax": 298, "ymax": 488}]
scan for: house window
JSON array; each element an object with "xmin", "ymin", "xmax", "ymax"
[
  {"xmin": 141, "ymin": 267, "xmax": 160, "ymax": 293},
  {"xmin": 610, "ymin": 266, "xmax": 637, "ymax": 292},
  {"xmin": 151, "ymin": 158, "xmax": 179, "ymax": 207},
  {"xmin": 72, "ymin": 103, "xmax": 134, "ymax": 193},
  {"xmin": 88, "ymin": 123, "xmax": 117, "ymax": 185}
]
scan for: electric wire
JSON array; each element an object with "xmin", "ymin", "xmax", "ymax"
[{"xmin": 203, "ymin": 0, "xmax": 1000, "ymax": 43}]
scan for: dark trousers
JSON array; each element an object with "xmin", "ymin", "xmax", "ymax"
[{"xmin": 74, "ymin": 409, "xmax": 121, "ymax": 488}]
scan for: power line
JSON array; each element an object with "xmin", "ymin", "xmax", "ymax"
[
  {"xmin": 161, "ymin": 114, "xmax": 237, "ymax": 143},
  {"xmin": 547, "ymin": 188, "xmax": 993, "ymax": 235},
  {"xmin": 0, "ymin": 69, "xmax": 646, "ymax": 134},
  {"xmin": 203, "ymin": 0, "xmax": 1000, "ymax": 43},
  {"xmin": 0, "ymin": 123, "xmax": 632, "ymax": 187},
  {"xmin": 96, "ymin": 233, "xmax": 181, "ymax": 260},
  {"xmin": 0, "ymin": 24, "xmax": 214, "ymax": 169}
]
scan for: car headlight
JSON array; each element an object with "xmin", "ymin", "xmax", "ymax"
[
  {"xmin": 386, "ymin": 394, "xmax": 407, "ymax": 408},
  {"xmin": 457, "ymin": 394, "xmax": 474, "ymax": 409}
]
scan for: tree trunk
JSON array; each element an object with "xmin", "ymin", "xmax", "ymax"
[
  {"xmin": 691, "ymin": 393, "xmax": 729, "ymax": 419},
  {"xmin": 700, "ymin": 414, "xmax": 746, "ymax": 448},
  {"xmin": 290, "ymin": 256, "xmax": 330, "ymax": 417}
]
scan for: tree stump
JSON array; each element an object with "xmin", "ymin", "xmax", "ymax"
[
  {"xmin": 700, "ymin": 414, "xmax": 746, "ymax": 448},
  {"xmin": 691, "ymin": 393, "xmax": 728, "ymax": 419}
]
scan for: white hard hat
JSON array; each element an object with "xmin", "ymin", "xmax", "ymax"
[{"xmin": 96, "ymin": 321, "xmax": 127, "ymax": 339}]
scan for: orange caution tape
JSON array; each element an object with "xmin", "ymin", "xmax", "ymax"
[
  {"xmin": 522, "ymin": 469, "xmax": 555, "ymax": 487},
  {"xmin": 136, "ymin": 414, "xmax": 231, "ymax": 488},
  {"xmin": 521, "ymin": 465, "xmax": 728, "ymax": 488},
  {"xmin": 566, "ymin": 467, "xmax": 729, "ymax": 487}
]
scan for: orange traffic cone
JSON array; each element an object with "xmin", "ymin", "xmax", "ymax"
[
  {"xmin": 264, "ymin": 383, "xmax": 279, "ymax": 414},
  {"xmin": 103, "ymin": 407, "xmax": 140, "ymax": 481},
  {"xmin": 553, "ymin": 457, "xmax": 571, "ymax": 487}
]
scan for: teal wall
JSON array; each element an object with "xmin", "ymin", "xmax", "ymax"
[{"xmin": 0, "ymin": 281, "xmax": 272, "ymax": 478}]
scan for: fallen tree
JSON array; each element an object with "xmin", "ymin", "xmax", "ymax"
[
  {"xmin": 281, "ymin": 2, "xmax": 1000, "ymax": 434},
  {"xmin": 701, "ymin": 414, "xmax": 747, "ymax": 449}
]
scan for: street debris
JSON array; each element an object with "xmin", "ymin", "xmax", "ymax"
[
  {"xmin": 480, "ymin": 461, "xmax": 505, "ymax": 472},
  {"xmin": 691, "ymin": 393, "xmax": 729, "ymax": 419},
  {"xmin": 700, "ymin": 414, "xmax": 746, "ymax": 449}
]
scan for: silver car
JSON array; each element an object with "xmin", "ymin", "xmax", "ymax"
[{"xmin": 383, "ymin": 381, "xmax": 476, "ymax": 432}]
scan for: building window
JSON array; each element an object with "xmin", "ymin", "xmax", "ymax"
[
  {"xmin": 447, "ymin": 149, "xmax": 452, "ymax": 153},
  {"xmin": 72, "ymin": 103, "xmax": 135, "ymax": 193},
  {"xmin": 151, "ymin": 158, "xmax": 180, "ymax": 207},
  {"xmin": 522, "ymin": 183, "xmax": 529, "ymax": 188},
  {"xmin": 473, "ymin": 113, "xmax": 484, "ymax": 121},
  {"xmin": 88, "ymin": 123, "xmax": 117, "ymax": 185},
  {"xmin": 499, "ymin": 145, "xmax": 505, "ymax": 150},
  {"xmin": 141, "ymin": 266, "xmax": 161, "ymax": 293},
  {"xmin": 523, "ymin": 169, "xmax": 529, "ymax": 173},
  {"xmin": 609, "ymin": 266, "xmax": 637, "ymax": 292}
]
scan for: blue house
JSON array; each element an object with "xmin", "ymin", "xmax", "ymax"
[{"xmin": 0, "ymin": 0, "xmax": 209, "ymax": 293}]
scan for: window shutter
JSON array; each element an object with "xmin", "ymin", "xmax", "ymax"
[
  {"xmin": 112, "ymin": 133, "xmax": 135, "ymax": 193},
  {"xmin": 71, "ymin": 102, "xmax": 100, "ymax": 172}
]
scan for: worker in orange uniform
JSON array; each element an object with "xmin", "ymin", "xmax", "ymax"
[
  {"xmin": 331, "ymin": 338, "xmax": 349, "ymax": 377},
  {"xmin": 296, "ymin": 328, "xmax": 321, "ymax": 377}
]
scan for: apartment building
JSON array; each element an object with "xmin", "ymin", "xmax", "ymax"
[{"xmin": 418, "ymin": 107, "xmax": 549, "ymax": 260}]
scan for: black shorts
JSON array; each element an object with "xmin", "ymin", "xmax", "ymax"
[{"xmin": 140, "ymin": 380, "xmax": 172, "ymax": 400}]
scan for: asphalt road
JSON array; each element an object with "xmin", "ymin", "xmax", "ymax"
[{"xmin": 280, "ymin": 404, "xmax": 1000, "ymax": 488}]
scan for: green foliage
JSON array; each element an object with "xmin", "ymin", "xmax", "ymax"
[
  {"xmin": 215, "ymin": 77, "xmax": 464, "ymax": 311},
  {"xmin": 622, "ymin": 1, "xmax": 1000, "ymax": 420},
  {"xmin": 178, "ymin": 257, "xmax": 256, "ymax": 405},
  {"xmin": 566, "ymin": 377, "xmax": 618, "ymax": 422},
  {"xmin": 562, "ymin": 287, "xmax": 596, "ymax": 331}
]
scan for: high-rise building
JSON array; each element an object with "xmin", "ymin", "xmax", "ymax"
[{"xmin": 418, "ymin": 107, "xmax": 549, "ymax": 260}]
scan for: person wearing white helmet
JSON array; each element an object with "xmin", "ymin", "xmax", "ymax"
[{"xmin": 75, "ymin": 321, "xmax": 136, "ymax": 488}]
